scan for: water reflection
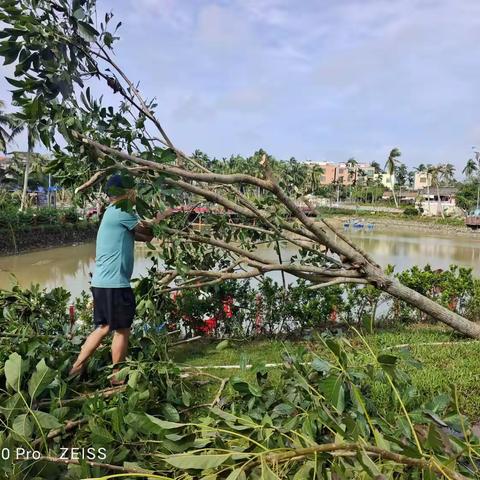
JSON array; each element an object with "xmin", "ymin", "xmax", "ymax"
[
  {"xmin": 346, "ymin": 229, "xmax": 480, "ymax": 275},
  {"xmin": 1, "ymin": 227, "xmax": 480, "ymax": 298}
]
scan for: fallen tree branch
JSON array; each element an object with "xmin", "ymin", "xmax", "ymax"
[
  {"xmin": 211, "ymin": 378, "xmax": 228, "ymax": 408},
  {"xmin": 30, "ymin": 455, "xmax": 153, "ymax": 474},
  {"xmin": 31, "ymin": 419, "xmax": 87, "ymax": 447},
  {"xmin": 308, "ymin": 277, "xmax": 369, "ymax": 289},
  {"xmin": 169, "ymin": 336, "xmax": 202, "ymax": 347},
  {"xmin": 245, "ymin": 442, "xmax": 468, "ymax": 480},
  {"xmin": 36, "ymin": 385, "xmax": 126, "ymax": 407}
]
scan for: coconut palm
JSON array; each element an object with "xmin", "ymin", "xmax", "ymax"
[
  {"xmin": 385, "ymin": 148, "xmax": 401, "ymax": 207},
  {"xmin": 428, "ymin": 163, "xmax": 453, "ymax": 219},
  {"xmin": 442, "ymin": 163, "xmax": 456, "ymax": 183},
  {"xmin": 370, "ymin": 161, "xmax": 382, "ymax": 174},
  {"xmin": 463, "ymin": 158, "xmax": 477, "ymax": 179},
  {"xmin": 307, "ymin": 164, "xmax": 325, "ymax": 195},
  {"xmin": 345, "ymin": 157, "xmax": 358, "ymax": 202},
  {"xmin": 463, "ymin": 151, "xmax": 480, "ymax": 210},
  {"xmin": 0, "ymin": 100, "xmax": 22, "ymax": 153}
]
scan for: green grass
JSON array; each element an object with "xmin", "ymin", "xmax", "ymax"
[{"xmin": 172, "ymin": 324, "xmax": 480, "ymax": 419}]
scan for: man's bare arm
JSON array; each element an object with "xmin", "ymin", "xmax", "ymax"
[{"xmin": 133, "ymin": 209, "xmax": 177, "ymax": 242}]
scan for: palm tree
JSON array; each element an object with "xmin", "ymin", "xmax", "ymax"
[
  {"xmin": 385, "ymin": 148, "xmax": 401, "ymax": 207},
  {"xmin": 428, "ymin": 163, "xmax": 453, "ymax": 219},
  {"xmin": 442, "ymin": 163, "xmax": 455, "ymax": 184},
  {"xmin": 463, "ymin": 158, "xmax": 477, "ymax": 179},
  {"xmin": 346, "ymin": 157, "xmax": 358, "ymax": 201},
  {"xmin": 370, "ymin": 161, "xmax": 382, "ymax": 174},
  {"xmin": 0, "ymin": 100, "xmax": 22, "ymax": 153},
  {"xmin": 463, "ymin": 151, "xmax": 480, "ymax": 210},
  {"xmin": 307, "ymin": 165, "xmax": 324, "ymax": 195}
]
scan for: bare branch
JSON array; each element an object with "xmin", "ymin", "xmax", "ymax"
[{"xmin": 308, "ymin": 278, "xmax": 369, "ymax": 289}]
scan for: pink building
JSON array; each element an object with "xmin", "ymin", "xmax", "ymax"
[{"xmin": 305, "ymin": 161, "xmax": 376, "ymax": 186}]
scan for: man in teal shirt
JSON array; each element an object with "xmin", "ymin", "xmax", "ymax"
[{"xmin": 69, "ymin": 174, "xmax": 169, "ymax": 383}]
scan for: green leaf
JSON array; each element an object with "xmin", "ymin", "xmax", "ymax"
[
  {"xmin": 230, "ymin": 377, "xmax": 262, "ymax": 397},
  {"xmin": 425, "ymin": 423, "xmax": 443, "ymax": 450},
  {"xmin": 261, "ymin": 463, "xmax": 281, "ymax": 479},
  {"xmin": 311, "ymin": 358, "xmax": 332, "ymax": 373},
  {"xmin": 226, "ymin": 469, "xmax": 247, "ymax": 480},
  {"xmin": 28, "ymin": 359, "xmax": 55, "ymax": 399},
  {"xmin": 216, "ymin": 339, "xmax": 230, "ymax": 351},
  {"xmin": 319, "ymin": 375, "xmax": 345, "ymax": 413},
  {"xmin": 77, "ymin": 21, "xmax": 99, "ymax": 42},
  {"xmin": 271, "ymin": 403, "xmax": 294, "ymax": 417},
  {"xmin": 12, "ymin": 414, "xmax": 33, "ymax": 439},
  {"xmin": 161, "ymin": 403, "xmax": 180, "ymax": 422},
  {"xmin": 5, "ymin": 352, "xmax": 24, "ymax": 391},
  {"xmin": 32, "ymin": 411, "xmax": 62, "ymax": 430},
  {"xmin": 293, "ymin": 462, "xmax": 314, "ymax": 479},
  {"xmin": 90, "ymin": 425, "xmax": 114, "ymax": 445},
  {"xmin": 146, "ymin": 414, "xmax": 185, "ymax": 430},
  {"xmin": 159, "ymin": 148, "xmax": 177, "ymax": 163},
  {"xmin": 377, "ymin": 353, "xmax": 398, "ymax": 377},
  {"xmin": 163, "ymin": 453, "xmax": 231, "ymax": 470},
  {"xmin": 358, "ymin": 450, "xmax": 382, "ymax": 477}
]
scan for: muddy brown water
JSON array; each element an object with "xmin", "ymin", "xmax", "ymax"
[{"xmin": 1, "ymin": 226, "xmax": 480, "ymax": 299}]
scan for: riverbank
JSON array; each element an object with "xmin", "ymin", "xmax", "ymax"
[
  {"xmin": 323, "ymin": 211, "xmax": 476, "ymax": 237},
  {"xmin": 0, "ymin": 222, "xmax": 98, "ymax": 256}
]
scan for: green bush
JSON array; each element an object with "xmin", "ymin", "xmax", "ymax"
[
  {"xmin": 0, "ymin": 207, "xmax": 80, "ymax": 230},
  {"xmin": 403, "ymin": 206, "xmax": 419, "ymax": 216},
  {"xmin": 61, "ymin": 207, "xmax": 79, "ymax": 223}
]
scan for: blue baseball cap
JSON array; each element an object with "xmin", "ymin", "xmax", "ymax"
[{"xmin": 106, "ymin": 174, "xmax": 125, "ymax": 190}]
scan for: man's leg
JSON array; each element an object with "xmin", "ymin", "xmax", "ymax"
[
  {"xmin": 69, "ymin": 325, "xmax": 110, "ymax": 376},
  {"xmin": 111, "ymin": 327, "xmax": 131, "ymax": 382}
]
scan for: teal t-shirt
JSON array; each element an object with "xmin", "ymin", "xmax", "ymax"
[{"xmin": 91, "ymin": 204, "xmax": 140, "ymax": 288}]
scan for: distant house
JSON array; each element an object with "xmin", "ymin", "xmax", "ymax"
[
  {"xmin": 381, "ymin": 189, "xmax": 418, "ymax": 204},
  {"xmin": 376, "ymin": 173, "xmax": 395, "ymax": 188},
  {"xmin": 414, "ymin": 171, "xmax": 432, "ymax": 191},
  {"xmin": 418, "ymin": 186, "xmax": 459, "ymax": 216},
  {"xmin": 304, "ymin": 161, "xmax": 376, "ymax": 186}
]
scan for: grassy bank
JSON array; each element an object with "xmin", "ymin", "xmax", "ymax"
[
  {"xmin": 314, "ymin": 206, "xmax": 466, "ymax": 227},
  {"xmin": 172, "ymin": 324, "xmax": 480, "ymax": 418}
]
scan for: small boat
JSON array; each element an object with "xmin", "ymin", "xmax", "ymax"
[{"xmin": 367, "ymin": 223, "xmax": 374, "ymax": 230}]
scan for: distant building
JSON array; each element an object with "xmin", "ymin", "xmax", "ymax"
[
  {"xmin": 414, "ymin": 171, "xmax": 432, "ymax": 191},
  {"xmin": 375, "ymin": 173, "xmax": 395, "ymax": 188},
  {"xmin": 304, "ymin": 161, "xmax": 377, "ymax": 186}
]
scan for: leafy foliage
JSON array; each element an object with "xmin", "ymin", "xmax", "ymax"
[{"xmin": 0, "ymin": 287, "xmax": 479, "ymax": 478}]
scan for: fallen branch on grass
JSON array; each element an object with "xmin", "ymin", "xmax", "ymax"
[
  {"xmin": 31, "ymin": 456, "xmax": 153, "ymax": 474},
  {"xmin": 169, "ymin": 336, "xmax": 202, "ymax": 347},
  {"xmin": 31, "ymin": 419, "xmax": 87, "ymax": 448},
  {"xmin": 245, "ymin": 442, "xmax": 468, "ymax": 480},
  {"xmin": 36, "ymin": 385, "xmax": 126, "ymax": 407},
  {"xmin": 211, "ymin": 378, "xmax": 228, "ymax": 408},
  {"xmin": 180, "ymin": 361, "xmax": 311, "ymax": 371},
  {"xmin": 385, "ymin": 340, "xmax": 480, "ymax": 350}
]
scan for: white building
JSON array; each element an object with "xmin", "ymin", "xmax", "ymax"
[{"xmin": 414, "ymin": 171, "xmax": 432, "ymax": 191}]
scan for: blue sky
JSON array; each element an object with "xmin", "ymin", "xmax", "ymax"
[{"xmin": 2, "ymin": 0, "xmax": 480, "ymax": 174}]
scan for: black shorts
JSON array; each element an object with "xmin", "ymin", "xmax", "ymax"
[{"xmin": 91, "ymin": 287, "xmax": 136, "ymax": 330}]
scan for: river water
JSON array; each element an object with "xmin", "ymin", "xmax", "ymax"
[{"xmin": 1, "ymin": 226, "xmax": 480, "ymax": 298}]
